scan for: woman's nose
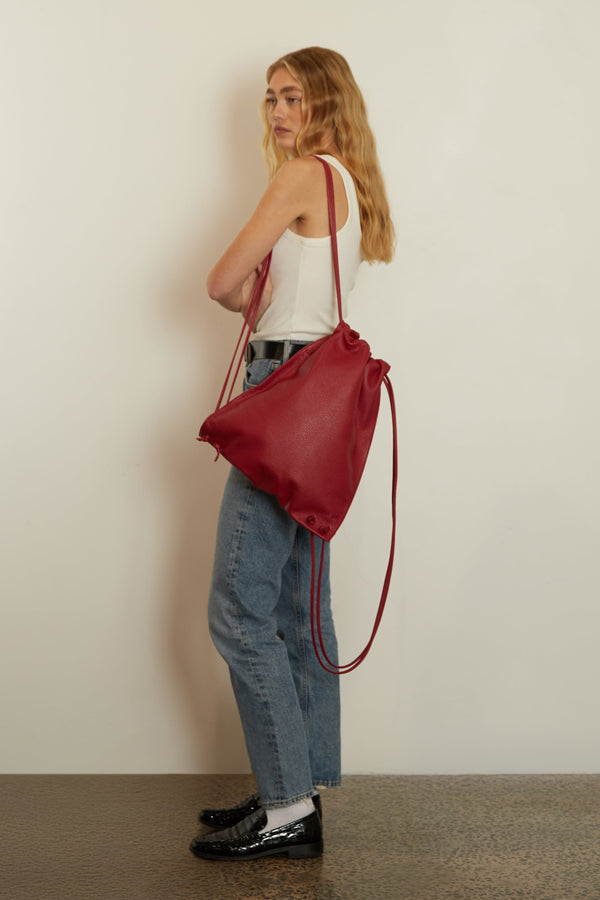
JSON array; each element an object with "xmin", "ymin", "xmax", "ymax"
[{"xmin": 270, "ymin": 100, "xmax": 283, "ymax": 120}]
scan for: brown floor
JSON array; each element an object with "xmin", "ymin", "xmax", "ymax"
[{"xmin": 1, "ymin": 773, "xmax": 599, "ymax": 899}]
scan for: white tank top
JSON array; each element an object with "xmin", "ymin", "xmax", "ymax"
[{"xmin": 254, "ymin": 154, "xmax": 362, "ymax": 342}]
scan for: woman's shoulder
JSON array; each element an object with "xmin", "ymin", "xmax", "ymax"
[
  {"xmin": 274, "ymin": 155, "xmax": 326, "ymax": 185},
  {"xmin": 275, "ymin": 154, "xmax": 353, "ymax": 197},
  {"xmin": 269, "ymin": 157, "xmax": 335, "ymax": 209},
  {"xmin": 280, "ymin": 153, "xmax": 350, "ymax": 173}
]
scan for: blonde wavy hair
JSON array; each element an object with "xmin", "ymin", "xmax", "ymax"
[{"xmin": 261, "ymin": 47, "xmax": 395, "ymax": 264}]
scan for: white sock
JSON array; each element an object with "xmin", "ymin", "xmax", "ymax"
[{"xmin": 259, "ymin": 798, "xmax": 315, "ymax": 834}]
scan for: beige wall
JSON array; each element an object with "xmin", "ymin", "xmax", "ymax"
[{"xmin": 2, "ymin": 0, "xmax": 599, "ymax": 773}]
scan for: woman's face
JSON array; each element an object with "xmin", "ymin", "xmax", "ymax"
[{"xmin": 266, "ymin": 67, "xmax": 305, "ymax": 151}]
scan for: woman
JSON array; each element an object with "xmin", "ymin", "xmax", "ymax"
[{"xmin": 190, "ymin": 46, "xmax": 394, "ymax": 861}]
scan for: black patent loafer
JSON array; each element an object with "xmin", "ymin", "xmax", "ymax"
[
  {"xmin": 199, "ymin": 792, "xmax": 322, "ymax": 827},
  {"xmin": 199, "ymin": 794, "xmax": 262, "ymax": 827},
  {"xmin": 190, "ymin": 809, "xmax": 323, "ymax": 860}
]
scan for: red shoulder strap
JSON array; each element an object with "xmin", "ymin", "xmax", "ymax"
[
  {"xmin": 312, "ymin": 156, "xmax": 344, "ymax": 324},
  {"xmin": 310, "ymin": 374, "xmax": 398, "ymax": 673},
  {"xmin": 213, "ymin": 253, "xmax": 272, "ymax": 413}
]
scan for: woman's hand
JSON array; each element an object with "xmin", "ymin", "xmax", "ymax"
[{"xmin": 240, "ymin": 268, "xmax": 273, "ymax": 331}]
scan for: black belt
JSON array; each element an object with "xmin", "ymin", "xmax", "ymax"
[{"xmin": 245, "ymin": 340, "xmax": 311, "ymax": 365}]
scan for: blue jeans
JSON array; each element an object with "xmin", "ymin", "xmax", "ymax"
[{"xmin": 208, "ymin": 357, "xmax": 341, "ymax": 809}]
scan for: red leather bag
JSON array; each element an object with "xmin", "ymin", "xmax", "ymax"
[{"xmin": 198, "ymin": 156, "xmax": 397, "ymax": 673}]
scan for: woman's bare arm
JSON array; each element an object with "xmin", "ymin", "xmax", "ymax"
[{"xmin": 206, "ymin": 156, "xmax": 323, "ymax": 311}]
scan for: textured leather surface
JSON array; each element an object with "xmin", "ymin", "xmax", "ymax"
[
  {"xmin": 200, "ymin": 321, "xmax": 388, "ymax": 541},
  {"xmin": 190, "ymin": 810, "xmax": 323, "ymax": 860},
  {"xmin": 199, "ymin": 793, "xmax": 261, "ymax": 827},
  {"xmin": 199, "ymin": 793, "xmax": 322, "ymax": 828}
]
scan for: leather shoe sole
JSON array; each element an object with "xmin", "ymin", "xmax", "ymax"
[
  {"xmin": 199, "ymin": 792, "xmax": 322, "ymax": 827},
  {"xmin": 190, "ymin": 809, "xmax": 323, "ymax": 860}
]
